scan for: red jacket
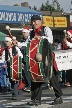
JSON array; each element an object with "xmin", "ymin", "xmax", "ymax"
[{"xmin": 61, "ymin": 41, "xmax": 69, "ymax": 50}]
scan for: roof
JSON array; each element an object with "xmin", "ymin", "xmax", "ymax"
[
  {"xmin": 0, "ymin": 5, "xmax": 41, "ymax": 14},
  {"xmin": 0, "ymin": 5, "xmax": 42, "ymax": 24}
]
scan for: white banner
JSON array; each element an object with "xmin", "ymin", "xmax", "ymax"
[{"xmin": 54, "ymin": 49, "xmax": 72, "ymax": 71}]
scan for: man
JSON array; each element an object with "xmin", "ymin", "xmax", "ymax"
[
  {"xmin": 2, "ymin": 36, "xmax": 23, "ymax": 100},
  {"xmin": 53, "ymin": 38, "xmax": 61, "ymax": 51},
  {"xmin": 0, "ymin": 58, "xmax": 7, "ymax": 93},
  {"xmin": 27, "ymin": 15, "xmax": 63, "ymax": 106},
  {"xmin": 17, "ymin": 27, "xmax": 30, "ymax": 48},
  {"xmin": 16, "ymin": 27, "xmax": 31, "ymax": 92},
  {"xmin": 64, "ymin": 30, "xmax": 72, "ymax": 48},
  {"xmin": 12, "ymin": 36, "xmax": 26, "ymax": 90},
  {"xmin": 62, "ymin": 30, "xmax": 72, "ymax": 87}
]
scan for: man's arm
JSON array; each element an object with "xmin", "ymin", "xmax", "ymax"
[
  {"xmin": 42, "ymin": 26, "xmax": 53, "ymax": 44},
  {"xmin": 66, "ymin": 41, "xmax": 72, "ymax": 48},
  {"xmin": 16, "ymin": 47, "xmax": 23, "ymax": 58}
]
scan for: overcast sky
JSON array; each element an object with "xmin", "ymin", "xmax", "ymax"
[{"xmin": 0, "ymin": 0, "xmax": 71, "ymax": 12}]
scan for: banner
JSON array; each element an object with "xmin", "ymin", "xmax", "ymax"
[
  {"xmin": 0, "ymin": 11, "xmax": 42, "ymax": 24},
  {"xmin": 43, "ymin": 16, "xmax": 67, "ymax": 27},
  {"xmin": 54, "ymin": 17, "xmax": 67, "ymax": 27},
  {"xmin": 54, "ymin": 49, "xmax": 72, "ymax": 71},
  {"xmin": 43, "ymin": 16, "xmax": 53, "ymax": 27}
]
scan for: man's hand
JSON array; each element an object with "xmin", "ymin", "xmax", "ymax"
[
  {"xmin": 6, "ymin": 73, "xmax": 8, "ymax": 76},
  {"xmin": 15, "ymin": 40, "xmax": 18, "ymax": 45},
  {"xmin": 13, "ymin": 55, "xmax": 18, "ymax": 58},
  {"xmin": 22, "ymin": 63, "xmax": 24, "ymax": 70},
  {"xmin": 22, "ymin": 63, "xmax": 24, "ymax": 68},
  {"xmin": 3, "ymin": 65, "xmax": 7, "ymax": 68}
]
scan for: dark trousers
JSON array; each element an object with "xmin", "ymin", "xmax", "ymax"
[
  {"xmin": 50, "ymin": 73, "xmax": 62, "ymax": 97},
  {"xmin": 51, "ymin": 67, "xmax": 62, "ymax": 97},
  {"xmin": 7, "ymin": 67, "xmax": 18, "ymax": 97},
  {"xmin": 11, "ymin": 81, "xmax": 18, "ymax": 97},
  {"xmin": 22, "ymin": 65, "xmax": 31, "ymax": 87},
  {"xmin": 30, "ymin": 68, "xmax": 62, "ymax": 101},
  {"xmin": 31, "ymin": 82, "xmax": 43, "ymax": 101}
]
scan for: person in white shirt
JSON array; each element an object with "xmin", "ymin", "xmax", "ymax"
[
  {"xmin": 53, "ymin": 38, "xmax": 61, "ymax": 51},
  {"xmin": 2, "ymin": 36, "xmax": 23, "ymax": 62},
  {"xmin": 27, "ymin": 15, "xmax": 63, "ymax": 106},
  {"xmin": 12, "ymin": 35, "xmax": 31, "ymax": 92},
  {"xmin": 2, "ymin": 36, "xmax": 23, "ymax": 100},
  {"xmin": 64, "ymin": 30, "xmax": 72, "ymax": 48},
  {"xmin": 16, "ymin": 27, "xmax": 30, "ymax": 48},
  {"xmin": 17, "ymin": 27, "xmax": 31, "ymax": 92}
]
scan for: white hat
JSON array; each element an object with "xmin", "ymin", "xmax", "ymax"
[
  {"xmin": 5, "ymin": 36, "xmax": 12, "ymax": 43},
  {"xmin": 12, "ymin": 36, "xmax": 16, "ymax": 40},
  {"xmin": 67, "ymin": 30, "xmax": 72, "ymax": 38},
  {"xmin": 22, "ymin": 27, "xmax": 30, "ymax": 33}
]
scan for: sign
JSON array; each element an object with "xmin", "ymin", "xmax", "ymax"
[
  {"xmin": 43, "ymin": 16, "xmax": 53, "ymax": 27},
  {"xmin": 54, "ymin": 17, "xmax": 67, "ymax": 27},
  {"xmin": 70, "ymin": 15, "xmax": 72, "ymax": 26},
  {"xmin": 43, "ymin": 16, "xmax": 67, "ymax": 27},
  {"xmin": 0, "ymin": 11, "xmax": 42, "ymax": 24},
  {"xmin": 54, "ymin": 49, "xmax": 72, "ymax": 71}
]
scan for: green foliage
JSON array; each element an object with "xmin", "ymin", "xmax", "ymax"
[
  {"xmin": 39, "ymin": 3, "xmax": 45, "ymax": 11},
  {"xmin": 29, "ymin": 0, "xmax": 64, "ymax": 12},
  {"xmin": 32, "ymin": 5, "xmax": 37, "ymax": 10},
  {"xmin": 29, "ymin": 5, "xmax": 32, "ymax": 9},
  {"xmin": 53, "ymin": 0, "xmax": 64, "ymax": 12},
  {"xmin": 39, "ymin": 0, "xmax": 55, "ymax": 11}
]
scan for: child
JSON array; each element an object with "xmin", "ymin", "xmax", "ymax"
[{"xmin": 0, "ymin": 59, "xmax": 8, "ymax": 93}]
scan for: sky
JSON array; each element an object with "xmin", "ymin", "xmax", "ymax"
[{"xmin": 0, "ymin": 0, "xmax": 71, "ymax": 12}]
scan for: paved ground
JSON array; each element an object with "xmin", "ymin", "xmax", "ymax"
[{"xmin": 0, "ymin": 85, "xmax": 72, "ymax": 108}]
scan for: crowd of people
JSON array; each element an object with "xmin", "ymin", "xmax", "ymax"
[
  {"xmin": 0, "ymin": 15, "xmax": 72, "ymax": 106},
  {"xmin": 53, "ymin": 30, "xmax": 72, "ymax": 87}
]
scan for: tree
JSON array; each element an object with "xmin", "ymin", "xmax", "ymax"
[
  {"xmin": 39, "ymin": 0, "xmax": 55, "ymax": 11},
  {"xmin": 29, "ymin": 0, "xmax": 64, "ymax": 12},
  {"xmin": 39, "ymin": 0, "xmax": 63, "ymax": 12},
  {"xmin": 29, "ymin": 5, "xmax": 32, "ymax": 9},
  {"xmin": 40, "ymin": 3, "xmax": 45, "ymax": 11},
  {"xmin": 32, "ymin": 5, "xmax": 37, "ymax": 10},
  {"xmin": 53, "ymin": 0, "xmax": 64, "ymax": 12}
]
